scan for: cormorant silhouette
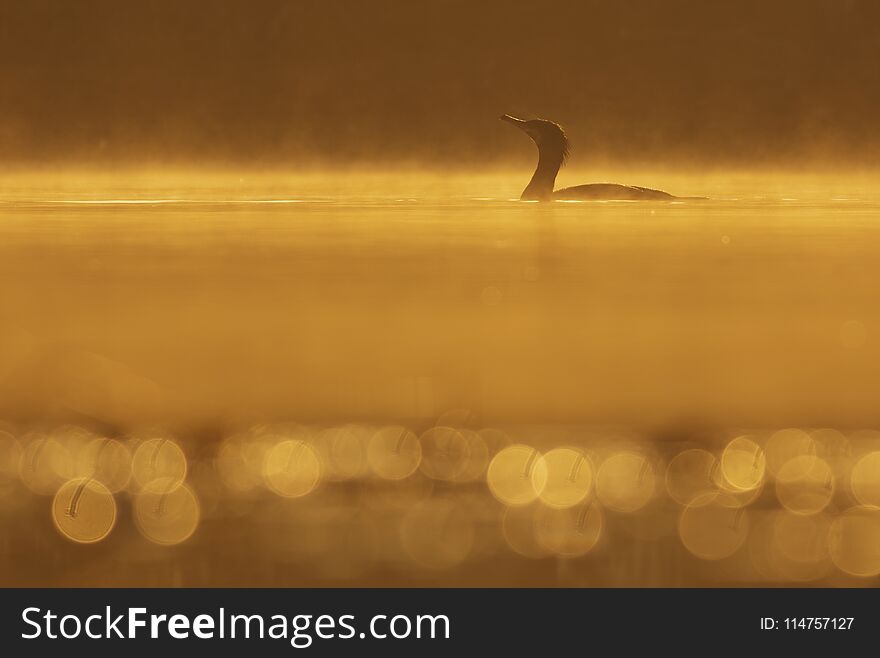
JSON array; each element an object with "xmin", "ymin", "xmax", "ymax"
[{"xmin": 501, "ymin": 114, "xmax": 684, "ymax": 201}]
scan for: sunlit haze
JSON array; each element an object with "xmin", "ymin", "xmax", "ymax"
[{"xmin": 2, "ymin": 1, "xmax": 880, "ymax": 589}]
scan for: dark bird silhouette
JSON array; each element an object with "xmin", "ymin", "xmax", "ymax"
[{"xmin": 501, "ymin": 114, "xmax": 688, "ymax": 201}]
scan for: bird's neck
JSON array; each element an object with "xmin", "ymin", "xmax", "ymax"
[{"xmin": 521, "ymin": 142, "xmax": 564, "ymax": 201}]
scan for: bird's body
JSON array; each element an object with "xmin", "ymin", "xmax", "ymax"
[
  {"xmin": 501, "ymin": 114, "xmax": 693, "ymax": 201},
  {"xmin": 554, "ymin": 183, "xmax": 675, "ymax": 201}
]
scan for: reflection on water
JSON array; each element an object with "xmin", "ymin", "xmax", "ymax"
[{"xmin": 1, "ymin": 170, "xmax": 880, "ymax": 586}]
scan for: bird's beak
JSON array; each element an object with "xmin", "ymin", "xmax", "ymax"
[{"xmin": 500, "ymin": 114, "xmax": 526, "ymax": 129}]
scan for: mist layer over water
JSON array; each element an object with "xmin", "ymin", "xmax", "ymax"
[{"xmin": 1, "ymin": 170, "xmax": 879, "ymax": 430}]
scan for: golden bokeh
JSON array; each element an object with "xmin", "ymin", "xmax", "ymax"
[
  {"xmin": 315, "ymin": 425, "xmax": 369, "ymax": 481},
  {"xmin": 486, "ymin": 444, "xmax": 547, "ymax": 507},
  {"xmin": 537, "ymin": 447, "xmax": 593, "ymax": 509},
  {"xmin": 215, "ymin": 435, "xmax": 269, "ymax": 494},
  {"xmin": 775, "ymin": 455, "xmax": 834, "ymax": 515},
  {"xmin": 828, "ymin": 506, "xmax": 880, "ymax": 577},
  {"xmin": 811, "ymin": 428, "xmax": 851, "ymax": 478},
  {"xmin": 665, "ymin": 448, "xmax": 718, "ymax": 506},
  {"xmin": 262, "ymin": 439, "xmax": 322, "ymax": 498},
  {"xmin": 595, "ymin": 451, "xmax": 655, "ymax": 513},
  {"xmin": 18, "ymin": 435, "xmax": 72, "ymax": 496},
  {"xmin": 419, "ymin": 426, "xmax": 470, "ymax": 482},
  {"xmin": 452, "ymin": 429, "xmax": 489, "ymax": 483},
  {"xmin": 6, "ymin": 419, "xmax": 880, "ymax": 584},
  {"xmin": 533, "ymin": 503, "xmax": 603, "ymax": 557},
  {"xmin": 367, "ymin": 426, "xmax": 422, "ymax": 481},
  {"xmin": 130, "ymin": 437, "xmax": 187, "ymax": 491},
  {"xmin": 750, "ymin": 511, "xmax": 832, "ymax": 583},
  {"xmin": 678, "ymin": 495, "xmax": 749, "ymax": 560},
  {"xmin": 134, "ymin": 478, "xmax": 200, "ymax": 546},
  {"xmin": 502, "ymin": 504, "xmax": 550, "ymax": 559},
  {"xmin": 764, "ymin": 428, "xmax": 816, "ymax": 479},
  {"xmin": 849, "ymin": 451, "xmax": 880, "ymax": 507},
  {"xmin": 773, "ymin": 511, "xmax": 831, "ymax": 565},
  {"xmin": 719, "ymin": 436, "xmax": 765, "ymax": 492},
  {"xmin": 52, "ymin": 478, "xmax": 117, "ymax": 544},
  {"xmin": 75, "ymin": 438, "xmax": 132, "ymax": 493}
]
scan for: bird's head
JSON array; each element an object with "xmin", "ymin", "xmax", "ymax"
[{"xmin": 500, "ymin": 114, "xmax": 569, "ymax": 162}]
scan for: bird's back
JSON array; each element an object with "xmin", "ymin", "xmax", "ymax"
[{"xmin": 553, "ymin": 184, "xmax": 676, "ymax": 201}]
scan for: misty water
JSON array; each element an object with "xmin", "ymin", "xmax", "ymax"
[
  {"xmin": 1, "ymin": 171, "xmax": 879, "ymax": 430},
  {"xmin": 5, "ymin": 172, "xmax": 880, "ymax": 586}
]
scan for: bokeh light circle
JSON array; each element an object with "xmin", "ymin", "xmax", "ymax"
[
  {"xmin": 453, "ymin": 429, "xmax": 489, "ymax": 483},
  {"xmin": 829, "ymin": 506, "xmax": 880, "ymax": 577},
  {"xmin": 537, "ymin": 447, "xmax": 593, "ymax": 509},
  {"xmin": 534, "ymin": 503, "xmax": 603, "ymax": 556},
  {"xmin": 501, "ymin": 504, "xmax": 550, "ymax": 559},
  {"xmin": 134, "ymin": 478, "xmax": 200, "ymax": 546},
  {"xmin": 52, "ymin": 478, "xmax": 116, "ymax": 544},
  {"xmin": 263, "ymin": 439, "xmax": 322, "ymax": 497},
  {"xmin": 75, "ymin": 438, "xmax": 132, "ymax": 493},
  {"xmin": 849, "ymin": 451, "xmax": 880, "ymax": 507},
  {"xmin": 678, "ymin": 494, "xmax": 749, "ymax": 560},
  {"xmin": 131, "ymin": 438, "xmax": 187, "ymax": 491},
  {"xmin": 19, "ymin": 436, "xmax": 72, "ymax": 495},
  {"xmin": 775, "ymin": 455, "xmax": 833, "ymax": 514},
  {"xmin": 486, "ymin": 444, "xmax": 547, "ymax": 506},
  {"xmin": 367, "ymin": 426, "xmax": 421, "ymax": 480},
  {"xmin": 665, "ymin": 449, "xmax": 718, "ymax": 506},
  {"xmin": 316, "ymin": 425, "xmax": 369, "ymax": 481},
  {"xmin": 720, "ymin": 436, "xmax": 765, "ymax": 491},
  {"xmin": 595, "ymin": 451, "xmax": 655, "ymax": 513},
  {"xmin": 419, "ymin": 426, "xmax": 469, "ymax": 481},
  {"xmin": 773, "ymin": 511, "xmax": 831, "ymax": 564},
  {"xmin": 765, "ymin": 428, "xmax": 816, "ymax": 478}
]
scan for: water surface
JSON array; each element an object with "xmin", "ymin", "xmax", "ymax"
[
  {"xmin": 2, "ymin": 172, "xmax": 880, "ymax": 586},
  {"xmin": 1, "ymin": 172, "xmax": 878, "ymax": 429}
]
